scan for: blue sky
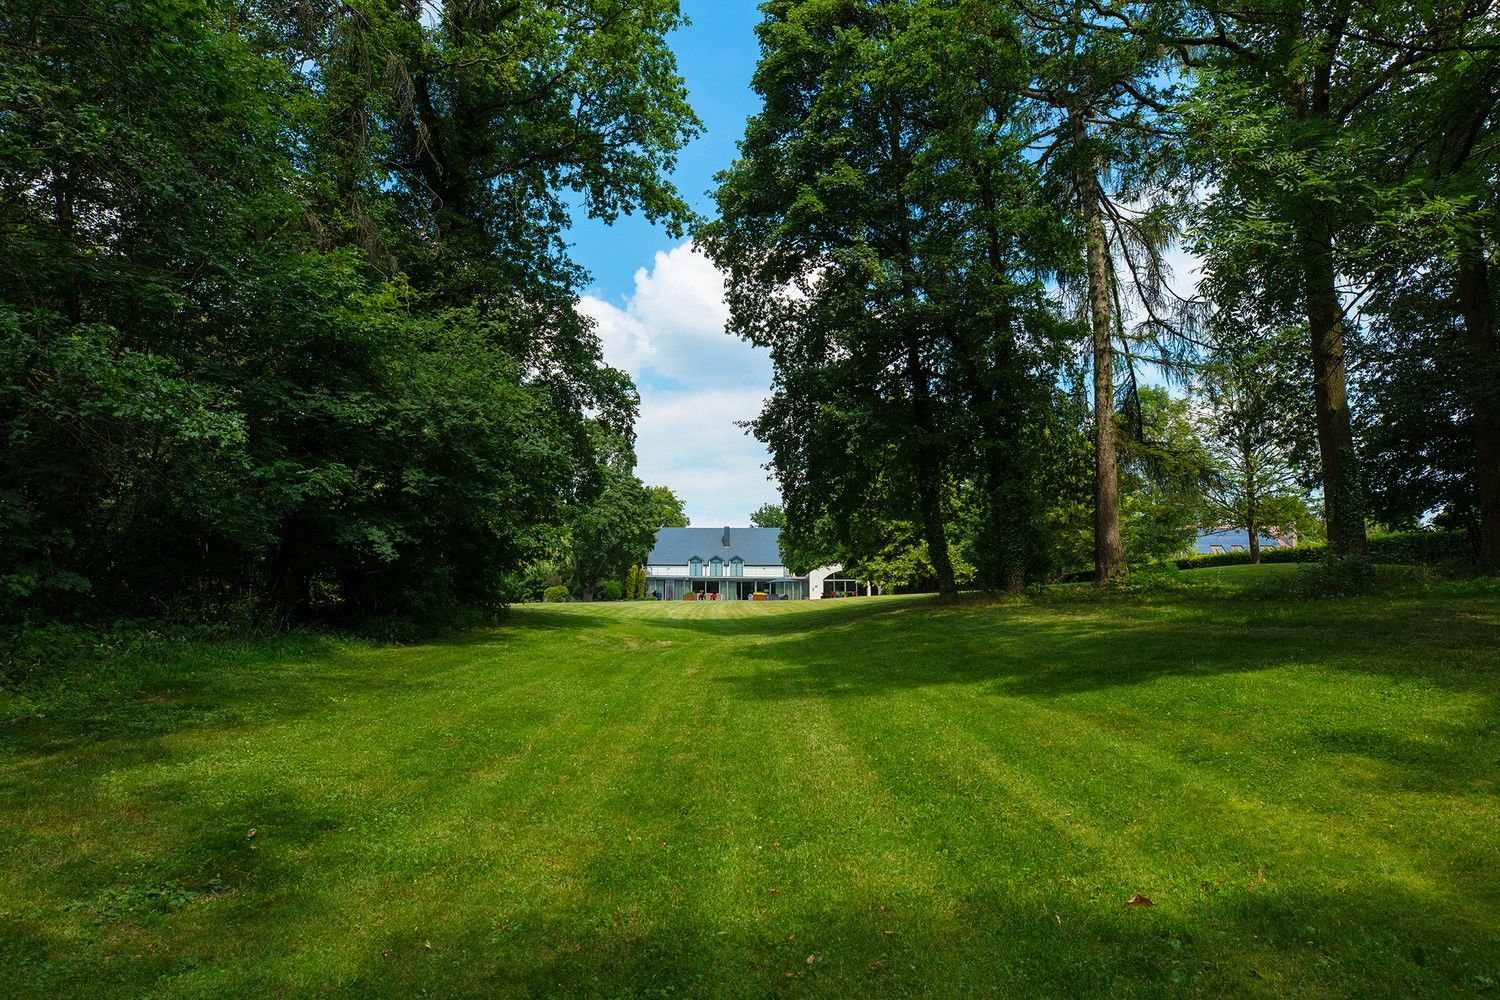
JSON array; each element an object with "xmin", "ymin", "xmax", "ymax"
[{"xmin": 566, "ymin": 2, "xmax": 775, "ymax": 529}]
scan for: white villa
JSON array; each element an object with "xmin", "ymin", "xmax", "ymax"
[{"xmin": 645, "ymin": 526, "xmax": 875, "ymax": 600}]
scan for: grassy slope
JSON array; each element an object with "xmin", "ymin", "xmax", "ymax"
[{"xmin": 1, "ymin": 569, "xmax": 1497, "ymax": 998}]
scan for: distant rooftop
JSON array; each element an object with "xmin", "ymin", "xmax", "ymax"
[
  {"xmin": 1194, "ymin": 528, "xmax": 1286, "ymax": 554},
  {"xmin": 648, "ymin": 527, "xmax": 784, "ymax": 566}
]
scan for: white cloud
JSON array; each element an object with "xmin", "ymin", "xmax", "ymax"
[
  {"xmin": 578, "ymin": 242, "xmax": 779, "ymax": 526},
  {"xmin": 578, "ymin": 241, "xmax": 770, "ymax": 387},
  {"xmin": 634, "ymin": 385, "xmax": 778, "ymax": 528}
]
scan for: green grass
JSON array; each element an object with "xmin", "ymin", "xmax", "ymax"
[{"xmin": 2, "ymin": 569, "xmax": 1498, "ymax": 998}]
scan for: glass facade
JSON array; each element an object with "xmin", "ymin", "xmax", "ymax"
[
  {"xmin": 644, "ymin": 574, "xmax": 811, "ymax": 600},
  {"xmin": 821, "ymin": 578, "xmax": 872, "ymax": 598}
]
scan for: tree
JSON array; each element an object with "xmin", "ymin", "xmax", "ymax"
[
  {"xmin": 1356, "ymin": 276, "xmax": 1489, "ymax": 546},
  {"xmin": 708, "ymin": 0, "xmax": 1069, "ymax": 595},
  {"xmin": 1355, "ymin": 11, "xmax": 1500, "ymax": 567},
  {"xmin": 0, "ymin": 0, "xmax": 699, "ymax": 622},
  {"xmin": 748, "ymin": 503, "xmax": 785, "ymax": 528},
  {"xmin": 1018, "ymin": 1, "xmax": 1194, "ymax": 584},
  {"xmin": 1114, "ymin": 387, "xmax": 1214, "ymax": 564},
  {"xmin": 645, "ymin": 485, "xmax": 690, "ymax": 528},
  {"xmin": 563, "ymin": 430, "xmax": 661, "ymax": 603},
  {"xmin": 624, "ymin": 565, "xmax": 648, "ymax": 600},
  {"xmin": 1196, "ymin": 327, "xmax": 1317, "ymax": 563},
  {"xmin": 1179, "ymin": 3, "xmax": 1498, "ymax": 558}
]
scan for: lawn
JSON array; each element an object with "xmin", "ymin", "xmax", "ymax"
[{"xmin": 2, "ymin": 569, "xmax": 1498, "ymax": 998}]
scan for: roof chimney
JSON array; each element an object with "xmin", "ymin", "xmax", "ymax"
[{"xmin": 722, "ymin": 526, "xmax": 731, "ymax": 547}]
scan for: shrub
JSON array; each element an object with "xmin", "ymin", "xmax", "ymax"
[
  {"xmin": 1120, "ymin": 563, "xmax": 1191, "ymax": 594},
  {"xmin": 623, "ymin": 565, "xmax": 648, "ymax": 600},
  {"xmin": 1173, "ymin": 545, "xmax": 1318, "ymax": 570},
  {"xmin": 1293, "ymin": 554, "xmax": 1377, "ymax": 597},
  {"xmin": 542, "ymin": 585, "xmax": 571, "ymax": 604},
  {"xmin": 1367, "ymin": 530, "xmax": 1473, "ymax": 568},
  {"xmin": 596, "ymin": 580, "xmax": 624, "ymax": 602}
]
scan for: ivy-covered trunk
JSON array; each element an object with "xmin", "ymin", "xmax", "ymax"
[
  {"xmin": 1459, "ymin": 245, "xmax": 1500, "ymax": 572},
  {"xmin": 1289, "ymin": 10, "xmax": 1367, "ymax": 558}
]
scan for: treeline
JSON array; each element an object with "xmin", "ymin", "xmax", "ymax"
[
  {"xmin": 706, "ymin": 0, "xmax": 1499, "ymax": 591},
  {"xmin": 0, "ymin": 0, "xmax": 698, "ymax": 623}
]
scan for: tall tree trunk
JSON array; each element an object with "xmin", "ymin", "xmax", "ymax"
[
  {"xmin": 268, "ymin": 515, "xmax": 313, "ymax": 621},
  {"xmin": 973, "ymin": 179, "xmax": 1028, "ymax": 595},
  {"xmin": 909, "ymin": 340, "xmax": 957, "ymax": 595},
  {"xmin": 1079, "ymin": 161, "xmax": 1126, "ymax": 583},
  {"xmin": 1245, "ymin": 454, "xmax": 1261, "ymax": 565},
  {"xmin": 1459, "ymin": 243, "xmax": 1500, "ymax": 572},
  {"xmin": 1299, "ymin": 210, "xmax": 1368, "ymax": 556},
  {"xmin": 887, "ymin": 112, "xmax": 955, "ymax": 596},
  {"xmin": 1292, "ymin": 12, "xmax": 1366, "ymax": 557}
]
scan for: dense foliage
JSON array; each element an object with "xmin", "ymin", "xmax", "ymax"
[
  {"xmin": 0, "ymin": 0, "xmax": 698, "ymax": 622},
  {"xmin": 748, "ymin": 503, "xmax": 785, "ymax": 529},
  {"xmin": 711, "ymin": 0, "xmax": 1499, "ymax": 585},
  {"xmin": 5, "ymin": 0, "xmax": 1494, "ymax": 620}
]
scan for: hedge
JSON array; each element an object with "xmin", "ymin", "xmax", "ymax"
[{"xmin": 1173, "ymin": 530, "xmax": 1473, "ymax": 570}]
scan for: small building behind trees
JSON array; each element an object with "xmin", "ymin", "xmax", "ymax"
[
  {"xmin": 645, "ymin": 527, "xmax": 868, "ymax": 600},
  {"xmin": 1193, "ymin": 528, "xmax": 1296, "ymax": 555}
]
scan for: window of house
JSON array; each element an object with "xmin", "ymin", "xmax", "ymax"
[
  {"xmin": 710, "ymin": 557, "xmax": 723, "ymax": 576},
  {"xmin": 689, "ymin": 557, "xmax": 702, "ymax": 577},
  {"xmin": 730, "ymin": 557, "xmax": 743, "ymax": 577},
  {"xmin": 1210, "ymin": 545, "xmax": 1224, "ymax": 554},
  {"xmin": 1231, "ymin": 544, "xmax": 1245, "ymax": 552}
]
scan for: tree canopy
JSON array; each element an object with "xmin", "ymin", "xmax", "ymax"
[
  {"xmin": 712, "ymin": 0, "xmax": 1499, "ymax": 584},
  {"xmin": 5, "ymin": 0, "xmax": 1495, "ymax": 625},
  {"xmin": 0, "ymin": 0, "xmax": 698, "ymax": 622},
  {"xmin": 749, "ymin": 504, "xmax": 785, "ymax": 529}
]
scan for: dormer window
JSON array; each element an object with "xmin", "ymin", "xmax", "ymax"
[
  {"xmin": 690, "ymin": 557, "xmax": 703, "ymax": 577},
  {"xmin": 710, "ymin": 556, "xmax": 723, "ymax": 576},
  {"xmin": 730, "ymin": 557, "xmax": 743, "ymax": 577}
]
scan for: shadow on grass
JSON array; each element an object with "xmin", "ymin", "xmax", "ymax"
[
  {"xmin": 493, "ymin": 888, "xmax": 1494, "ymax": 999},
  {"xmin": 71, "ymin": 878, "xmax": 1486, "ymax": 998},
  {"xmin": 0, "ymin": 629, "xmax": 507, "ymax": 765},
  {"xmin": 699, "ymin": 589, "xmax": 1500, "ymax": 702},
  {"xmin": 3, "ymin": 586, "xmax": 1498, "ymax": 997},
  {"xmin": 0, "ymin": 783, "xmax": 363, "ymax": 998}
]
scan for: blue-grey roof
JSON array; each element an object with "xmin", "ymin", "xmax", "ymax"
[
  {"xmin": 1194, "ymin": 529, "xmax": 1284, "ymax": 553},
  {"xmin": 648, "ymin": 527, "xmax": 784, "ymax": 566}
]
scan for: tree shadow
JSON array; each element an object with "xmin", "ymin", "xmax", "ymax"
[
  {"xmin": 707, "ymin": 590, "xmax": 1500, "ymax": 702},
  {"xmin": 68, "ymin": 878, "xmax": 1492, "ymax": 997},
  {"xmin": 0, "ymin": 785, "xmax": 359, "ymax": 997},
  {"xmin": 3, "ymin": 589, "xmax": 1498, "ymax": 996},
  {"xmin": 0, "ymin": 629, "xmax": 515, "ymax": 766}
]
